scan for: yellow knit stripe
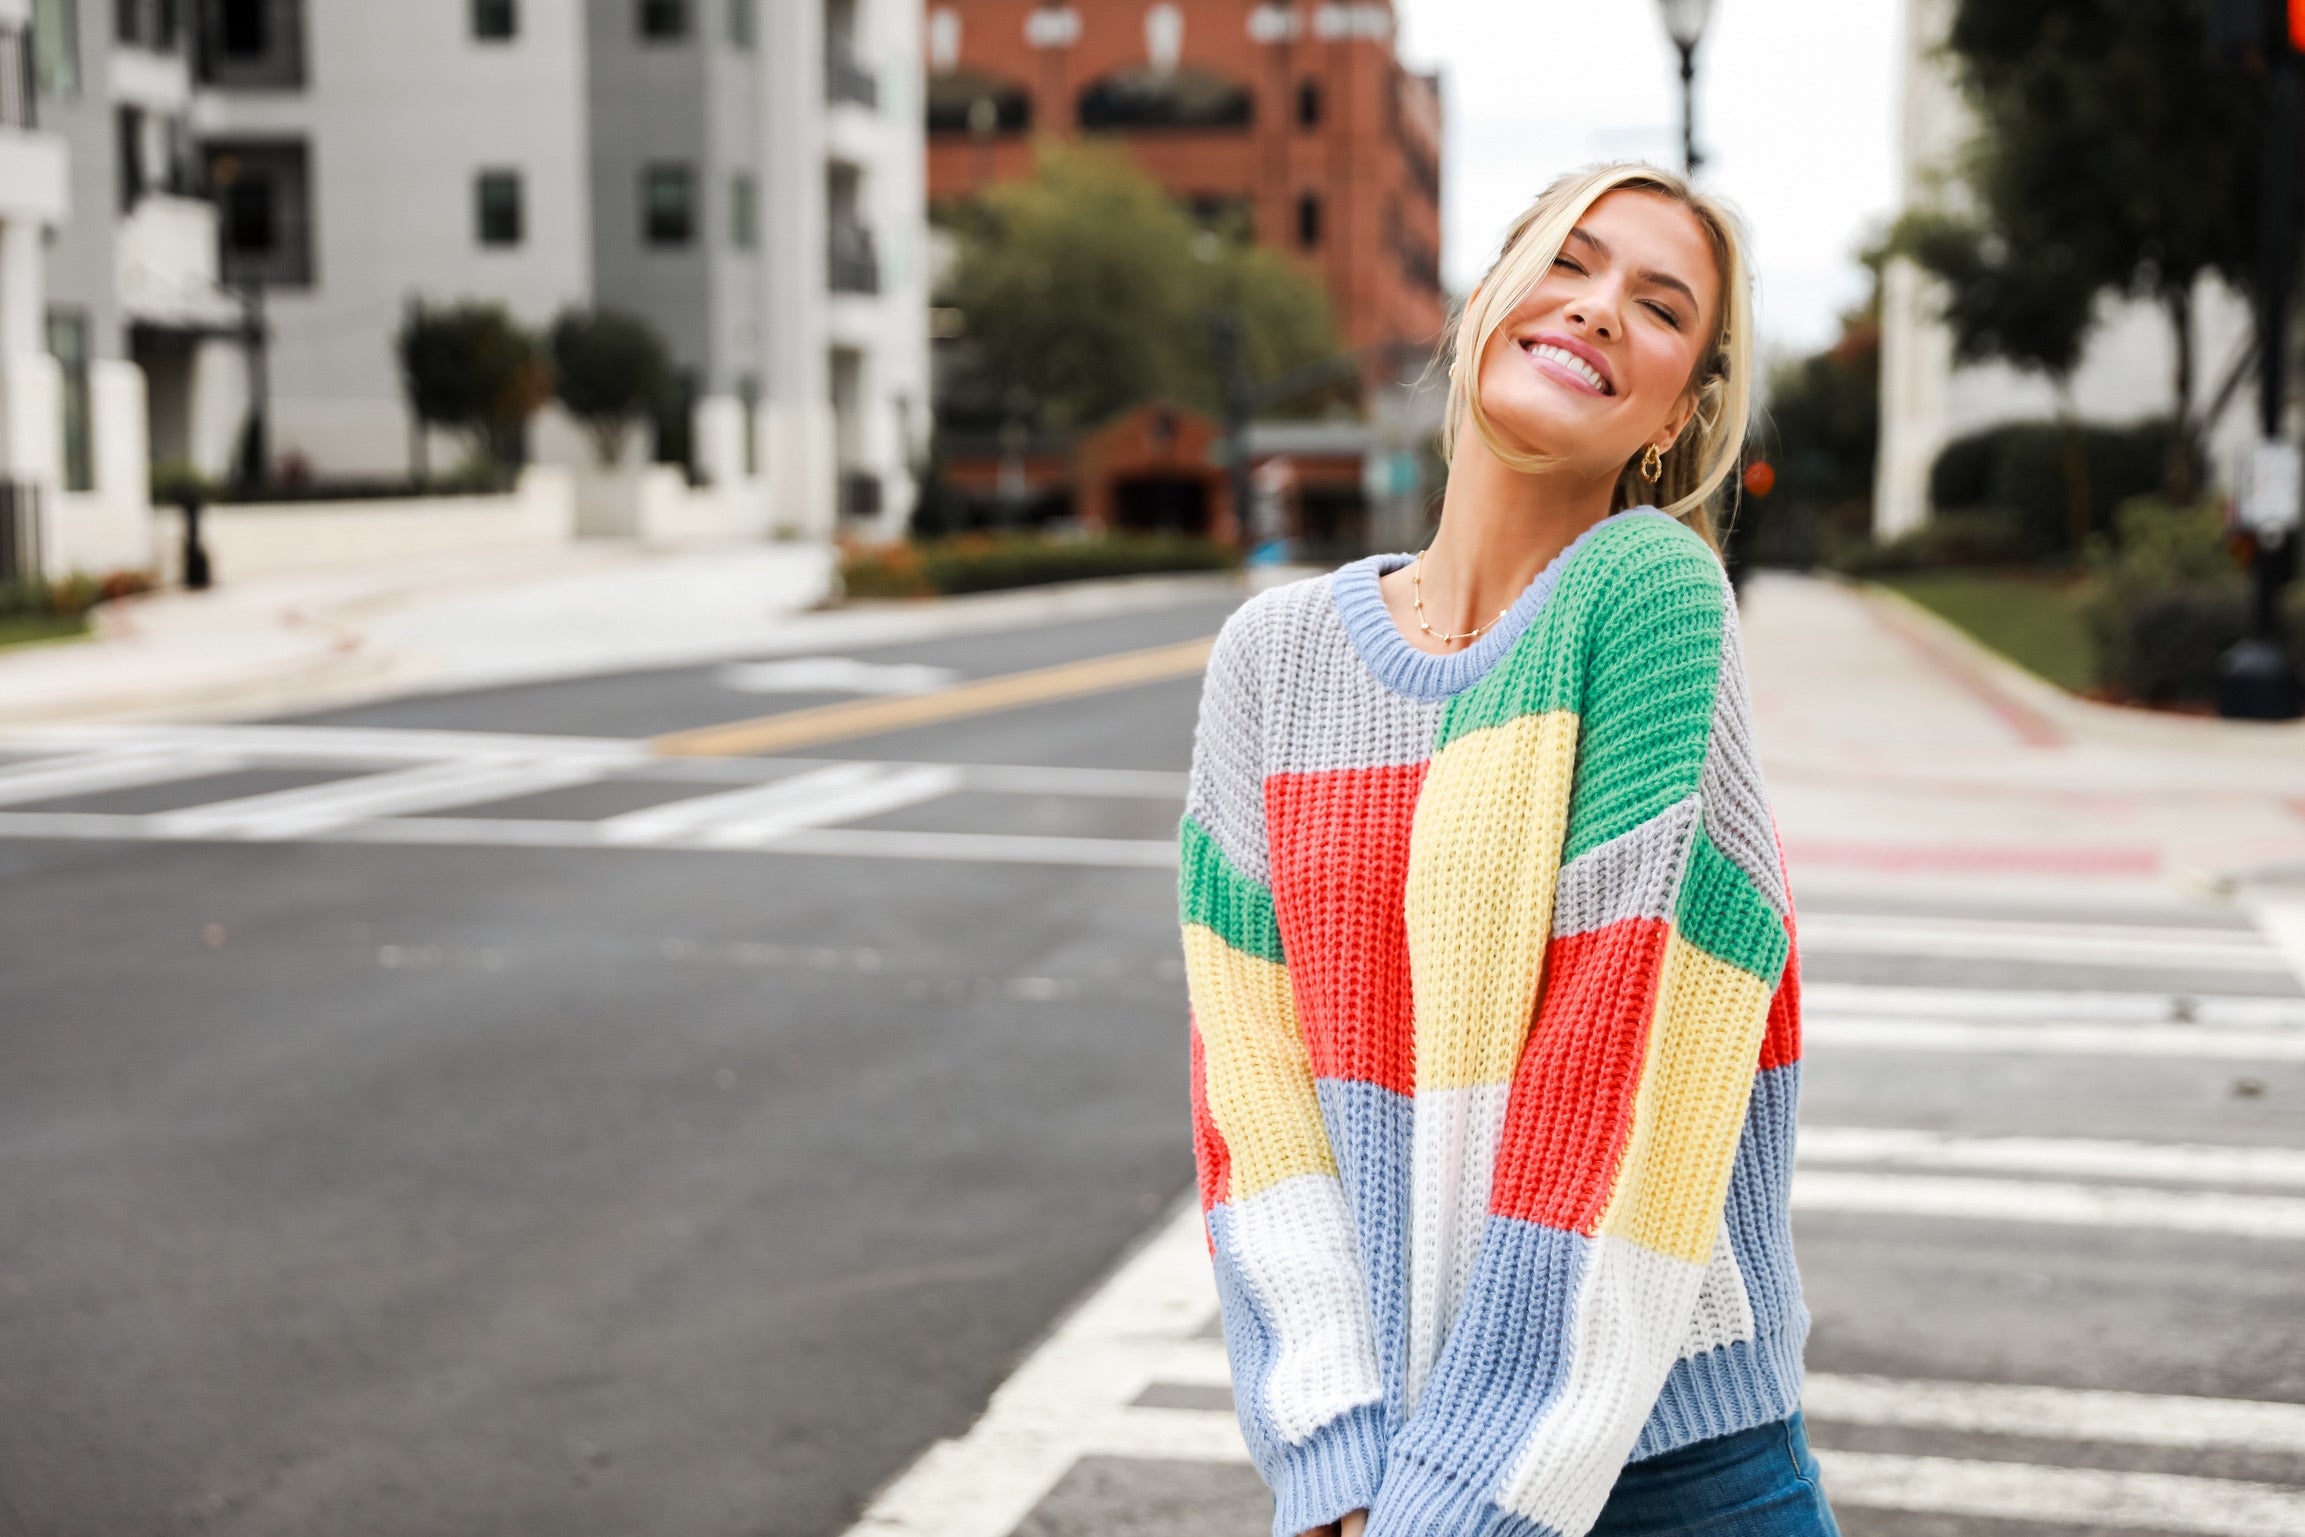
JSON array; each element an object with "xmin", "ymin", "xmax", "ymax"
[
  {"xmin": 1595, "ymin": 932, "xmax": 1774, "ymax": 1264},
  {"xmin": 1182, "ymin": 922, "xmax": 1337, "ymax": 1200},
  {"xmin": 1404, "ymin": 710, "xmax": 1581, "ymax": 1092}
]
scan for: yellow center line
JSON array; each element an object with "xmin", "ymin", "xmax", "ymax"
[{"xmin": 648, "ymin": 635, "xmax": 1218, "ymax": 758}]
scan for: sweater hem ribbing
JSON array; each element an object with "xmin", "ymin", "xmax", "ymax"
[
  {"xmin": 1630, "ymin": 1324, "xmax": 1809, "ymax": 1462},
  {"xmin": 1268, "ymin": 1400, "xmax": 1390, "ymax": 1537}
]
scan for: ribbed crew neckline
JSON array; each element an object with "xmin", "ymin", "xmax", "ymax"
[{"xmin": 1328, "ymin": 506, "xmax": 1672, "ymax": 700}]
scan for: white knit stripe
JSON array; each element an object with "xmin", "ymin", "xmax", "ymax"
[
  {"xmin": 1225, "ymin": 1172, "xmax": 1385, "ymax": 1443},
  {"xmin": 1677, "ymin": 1221, "xmax": 1756, "ymax": 1361},
  {"xmin": 1496, "ymin": 1235, "xmax": 1710, "ymax": 1534},
  {"xmin": 1402, "ymin": 1080, "xmax": 1512, "ymax": 1413}
]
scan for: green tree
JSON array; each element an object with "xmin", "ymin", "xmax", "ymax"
[
  {"xmin": 396, "ymin": 299, "xmax": 551, "ymax": 479},
  {"xmin": 549, "ymin": 307, "xmax": 673, "ymax": 468},
  {"xmin": 1915, "ymin": 0, "xmax": 2263, "ymax": 504},
  {"xmin": 935, "ymin": 143, "xmax": 1340, "ymax": 431},
  {"xmin": 1754, "ymin": 299, "xmax": 1881, "ymax": 564}
]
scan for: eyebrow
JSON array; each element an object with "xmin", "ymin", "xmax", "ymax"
[{"xmin": 1565, "ymin": 226, "xmax": 1702, "ymax": 314}]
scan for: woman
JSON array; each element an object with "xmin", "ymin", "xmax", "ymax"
[{"xmin": 1179, "ymin": 163, "xmax": 1835, "ymax": 1537}]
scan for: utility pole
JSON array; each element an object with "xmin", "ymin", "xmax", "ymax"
[
  {"xmin": 2215, "ymin": 0, "xmax": 2304, "ymax": 718},
  {"xmin": 1208, "ymin": 313, "xmax": 1256, "ymax": 551}
]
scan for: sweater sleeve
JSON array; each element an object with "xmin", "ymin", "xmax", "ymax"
[
  {"xmin": 1369, "ymin": 536, "xmax": 1793, "ymax": 1537},
  {"xmin": 1183, "ymin": 601, "xmax": 1390, "ymax": 1537}
]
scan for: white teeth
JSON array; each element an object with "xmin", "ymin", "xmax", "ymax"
[{"xmin": 1528, "ymin": 342, "xmax": 1607, "ymax": 393}]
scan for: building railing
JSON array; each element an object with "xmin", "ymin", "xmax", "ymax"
[
  {"xmin": 826, "ymin": 47, "xmax": 878, "ymax": 109},
  {"xmin": 828, "ymin": 224, "xmax": 880, "ymax": 294},
  {"xmin": 0, "ymin": 481, "xmax": 44, "ymax": 584},
  {"xmin": 0, "ymin": 24, "xmax": 36, "ymax": 130}
]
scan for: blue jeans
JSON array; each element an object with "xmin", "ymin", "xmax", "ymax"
[{"xmin": 1589, "ymin": 1413, "xmax": 1841, "ymax": 1536}]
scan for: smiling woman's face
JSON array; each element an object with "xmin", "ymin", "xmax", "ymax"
[{"xmin": 1472, "ymin": 188, "xmax": 1722, "ymax": 485}]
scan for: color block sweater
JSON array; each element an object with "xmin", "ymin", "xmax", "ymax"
[{"xmin": 1179, "ymin": 509, "xmax": 1807, "ymax": 1537}]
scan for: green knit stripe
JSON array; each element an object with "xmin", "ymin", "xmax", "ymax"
[
  {"xmin": 1675, "ymin": 824, "xmax": 1790, "ymax": 985},
  {"xmin": 1431, "ymin": 534, "xmax": 1622, "ymax": 754},
  {"xmin": 1179, "ymin": 815, "xmax": 1284, "ymax": 964},
  {"xmin": 1559, "ymin": 527, "xmax": 1725, "ymax": 861}
]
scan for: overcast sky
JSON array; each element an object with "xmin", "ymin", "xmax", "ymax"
[{"xmin": 1395, "ymin": 0, "xmax": 1905, "ymax": 358}]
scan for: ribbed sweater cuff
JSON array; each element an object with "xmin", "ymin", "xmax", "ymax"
[
  {"xmin": 1362, "ymin": 1455, "xmax": 1544, "ymax": 1537},
  {"xmin": 1267, "ymin": 1402, "xmax": 1389, "ymax": 1537}
]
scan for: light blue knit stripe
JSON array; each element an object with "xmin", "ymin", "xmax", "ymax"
[
  {"xmin": 1267, "ymin": 1400, "xmax": 1390, "ymax": 1537},
  {"xmin": 1327, "ymin": 508, "xmax": 1678, "ymax": 702},
  {"xmin": 1317, "ymin": 1076, "xmax": 1414, "ymax": 1422},
  {"xmin": 1372, "ymin": 1217, "xmax": 1593, "ymax": 1537}
]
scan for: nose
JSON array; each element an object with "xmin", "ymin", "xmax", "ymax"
[{"xmin": 1565, "ymin": 278, "xmax": 1623, "ymax": 342}]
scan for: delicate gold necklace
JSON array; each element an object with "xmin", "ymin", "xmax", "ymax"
[{"xmin": 1411, "ymin": 549, "xmax": 1512, "ymax": 645}]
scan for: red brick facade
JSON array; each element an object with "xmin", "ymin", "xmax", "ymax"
[{"xmin": 925, "ymin": 1, "xmax": 1446, "ymax": 352}]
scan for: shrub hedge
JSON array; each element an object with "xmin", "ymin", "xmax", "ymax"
[
  {"xmin": 1926, "ymin": 419, "xmax": 2184, "ymax": 558},
  {"xmin": 2082, "ymin": 499, "xmax": 2305, "ymax": 708}
]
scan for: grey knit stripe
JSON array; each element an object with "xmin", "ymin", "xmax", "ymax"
[
  {"xmin": 1185, "ymin": 594, "xmax": 1276, "ymax": 887},
  {"xmin": 1698, "ymin": 590, "xmax": 1789, "ymax": 916},
  {"xmin": 1265, "ymin": 576, "xmax": 1446, "ymax": 775},
  {"xmin": 1550, "ymin": 796, "xmax": 1702, "ymax": 939}
]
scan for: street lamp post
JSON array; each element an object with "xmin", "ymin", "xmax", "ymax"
[{"xmin": 1656, "ymin": 0, "xmax": 1716, "ymax": 176}]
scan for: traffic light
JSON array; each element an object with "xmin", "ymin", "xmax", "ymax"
[{"xmin": 2292, "ymin": 0, "xmax": 2305, "ymax": 52}]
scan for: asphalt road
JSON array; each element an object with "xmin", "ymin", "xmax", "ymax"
[{"xmin": 3, "ymin": 581, "xmax": 2301, "ymax": 1537}]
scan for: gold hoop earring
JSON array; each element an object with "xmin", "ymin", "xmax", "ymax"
[{"xmin": 1639, "ymin": 443, "xmax": 1665, "ymax": 483}]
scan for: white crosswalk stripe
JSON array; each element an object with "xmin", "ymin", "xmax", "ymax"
[
  {"xmin": 0, "ymin": 747, "xmax": 244, "ymax": 807},
  {"xmin": 1797, "ymin": 1127, "xmax": 2305, "ymax": 1189},
  {"xmin": 152, "ymin": 758, "xmax": 613, "ymax": 839},
  {"xmin": 1798, "ymin": 912, "xmax": 2289, "ymax": 974},
  {"xmin": 595, "ymin": 761, "xmax": 963, "ymax": 847}
]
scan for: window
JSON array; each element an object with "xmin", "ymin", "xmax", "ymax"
[
  {"xmin": 1296, "ymin": 78, "xmax": 1321, "ymax": 129},
  {"xmin": 737, "ymin": 374, "xmax": 760, "ymax": 475},
  {"xmin": 729, "ymin": 171, "xmax": 757, "ymax": 250},
  {"xmin": 1296, "ymin": 190, "xmax": 1322, "ymax": 249},
  {"xmin": 47, "ymin": 309, "xmax": 92, "ymax": 493},
  {"xmin": 472, "ymin": 0, "xmax": 516, "ymax": 40},
  {"xmin": 219, "ymin": 0, "xmax": 266, "ymax": 54},
  {"xmin": 727, "ymin": 0, "xmax": 754, "ymax": 48},
  {"xmin": 117, "ymin": 105, "xmax": 147, "ymax": 212},
  {"xmin": 643, "ymin": 163, "xmax": 694, "ymax": 246},
  {"xmin": 639, "ymin": 0, "xmax": 687, "ymax": 39},
  {"xmin": 209, "ymin": 139, "xmax": 315, "ymax": 286},
  {"xmin": 202, "ymin": 0, "xmax": 306, "ymax": 87},
  {"xmin": 33, "ymin": 0, "xmax": 78, "ymax": 96},
  {"xmin": 475, "ymin": 169, "xmax": 522, "ymax": 246}
]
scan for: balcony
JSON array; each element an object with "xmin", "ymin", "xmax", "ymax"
[
  {"xmin": 118, "ymin": 193, "xmax": 239, "ymax": 328},
  {"xmin": 826, "ymin": 48, "xmax": 878, "ymax": 110},
  {"xmin": 828, "ymin": 224, "xmax": 879, "ymax": 295}
]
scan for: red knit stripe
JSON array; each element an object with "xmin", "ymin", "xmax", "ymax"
[
  {"xmin": 1486, "ymin": 916, "xmax": 1670, "ymax": 1231},
  {"xmin": 1189, "ymin": 1016, "xmax": 1232, "ymax": 1211},
  {"xmin": 1265, "ymin": 761, "xmax": 1424, "ymax": 1096},
  {"xmin": 1759, "ymin": 914, "xmax": 1802, "ymax": 1071}
]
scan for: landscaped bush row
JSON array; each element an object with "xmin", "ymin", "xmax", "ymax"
[
  {"xmin": 1, "ymin": 569, "xmax": 155, "ymax": 620},
  {"xmin": 838, "ymin": 532, "xmax": 1240, "ymax": 599},
  {"xmin": 2082, "ymin": 500, "xmax": 2305, "ymax": 709},
  {"xmin": 151, "ymin": 461, "xmax": 515, "ymax": 506}
]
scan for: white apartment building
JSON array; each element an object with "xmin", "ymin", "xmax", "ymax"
[
  {"xmin": 187, "ymin": 0, "xmax": 928, "ymax": 536},
  {"xmin": 1874, "ymin": 0, "xmax": 2257, "ymax": 538},
  {"xmin": 4, "ymin": 0, "xmax": 195, "ymax": 578}
]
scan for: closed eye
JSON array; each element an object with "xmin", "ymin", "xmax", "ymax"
[{"xmin": 1644, "ymin": 300, "xmax": 1683, "ymax": 329}]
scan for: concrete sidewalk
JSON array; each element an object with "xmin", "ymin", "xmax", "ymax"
[
  {"xmin": 1738, "ymin": 572, "xmax": 2305, "ymax": 894},
  {"xmin": 0, "ymin": 541, "xmax": 1264, "ymax": 729}
]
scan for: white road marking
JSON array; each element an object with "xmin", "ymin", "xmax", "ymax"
[
  {"xmin": 958, "ymin": 763, "xmax": 1190, "ymax": 799},
  {"xmin": 715, "ymin": 657, "xmax": 963, "ymax": 695},
  {"xmin": 1806, "ymin": 1014, "xmax": 2305, "ymax": 1062},
  {"xmin": 0, "ymin": 748, "xmax": 243, "ymax": 806},
  {"xmin": 1800, "ymin": 1373, "xmax": 2305, "ymax": 1455},
  {"xmin": 595, "ymin": 762, "xmax": 959, "ymax": 846},
  {"xmin": 1798, "ymin": 912, "xmax": 2287, "ymax": 974},
  {"xmin": 1803, "ymin": 981, "xmax": 2305, "ymax": 1031},
  {"xmin": 773, "ymin": 826, "xmax": 1178, "ymax": 867},
  {"xmin": 1798, "ymin": 1127, "xmax": 2305, "ymax": 1189},
  {"xmin": 1817, "ymin": 1449, "xmax": 2305, "ymax": 1536},
  {"xmin": 152, "ymin": 758, "xmax": 612, "ymax": 839},
  {"xmin": 0, "ymin": 722, "xmax": 646, "ymax": 766},
  {"xmin": 1791, "ymin": 1170, "xmax": 2305, "ymax": 1240}
]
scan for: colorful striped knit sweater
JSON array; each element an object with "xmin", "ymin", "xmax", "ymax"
[{"xmin": 1179, "ymin": 509, "xmax": 1806, "ymax": 1537}]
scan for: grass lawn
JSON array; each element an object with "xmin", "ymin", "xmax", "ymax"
[
  {"xmin": 0, "ymin": 613, "xmax": 91, "ymax": 652},
  {"xmin": 1874, "ymin": 570, "xmax": 2097, "ymax": 693}
]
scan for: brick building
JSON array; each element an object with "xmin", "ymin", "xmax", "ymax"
[{"xmin": 923, "ymin": 0, "xmax": 1445, "ymax": 353}]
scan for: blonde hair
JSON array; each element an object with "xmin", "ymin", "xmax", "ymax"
[{"xmin": 1442, "ymin": 163, "xmax": 1754, "ymax": 549}]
